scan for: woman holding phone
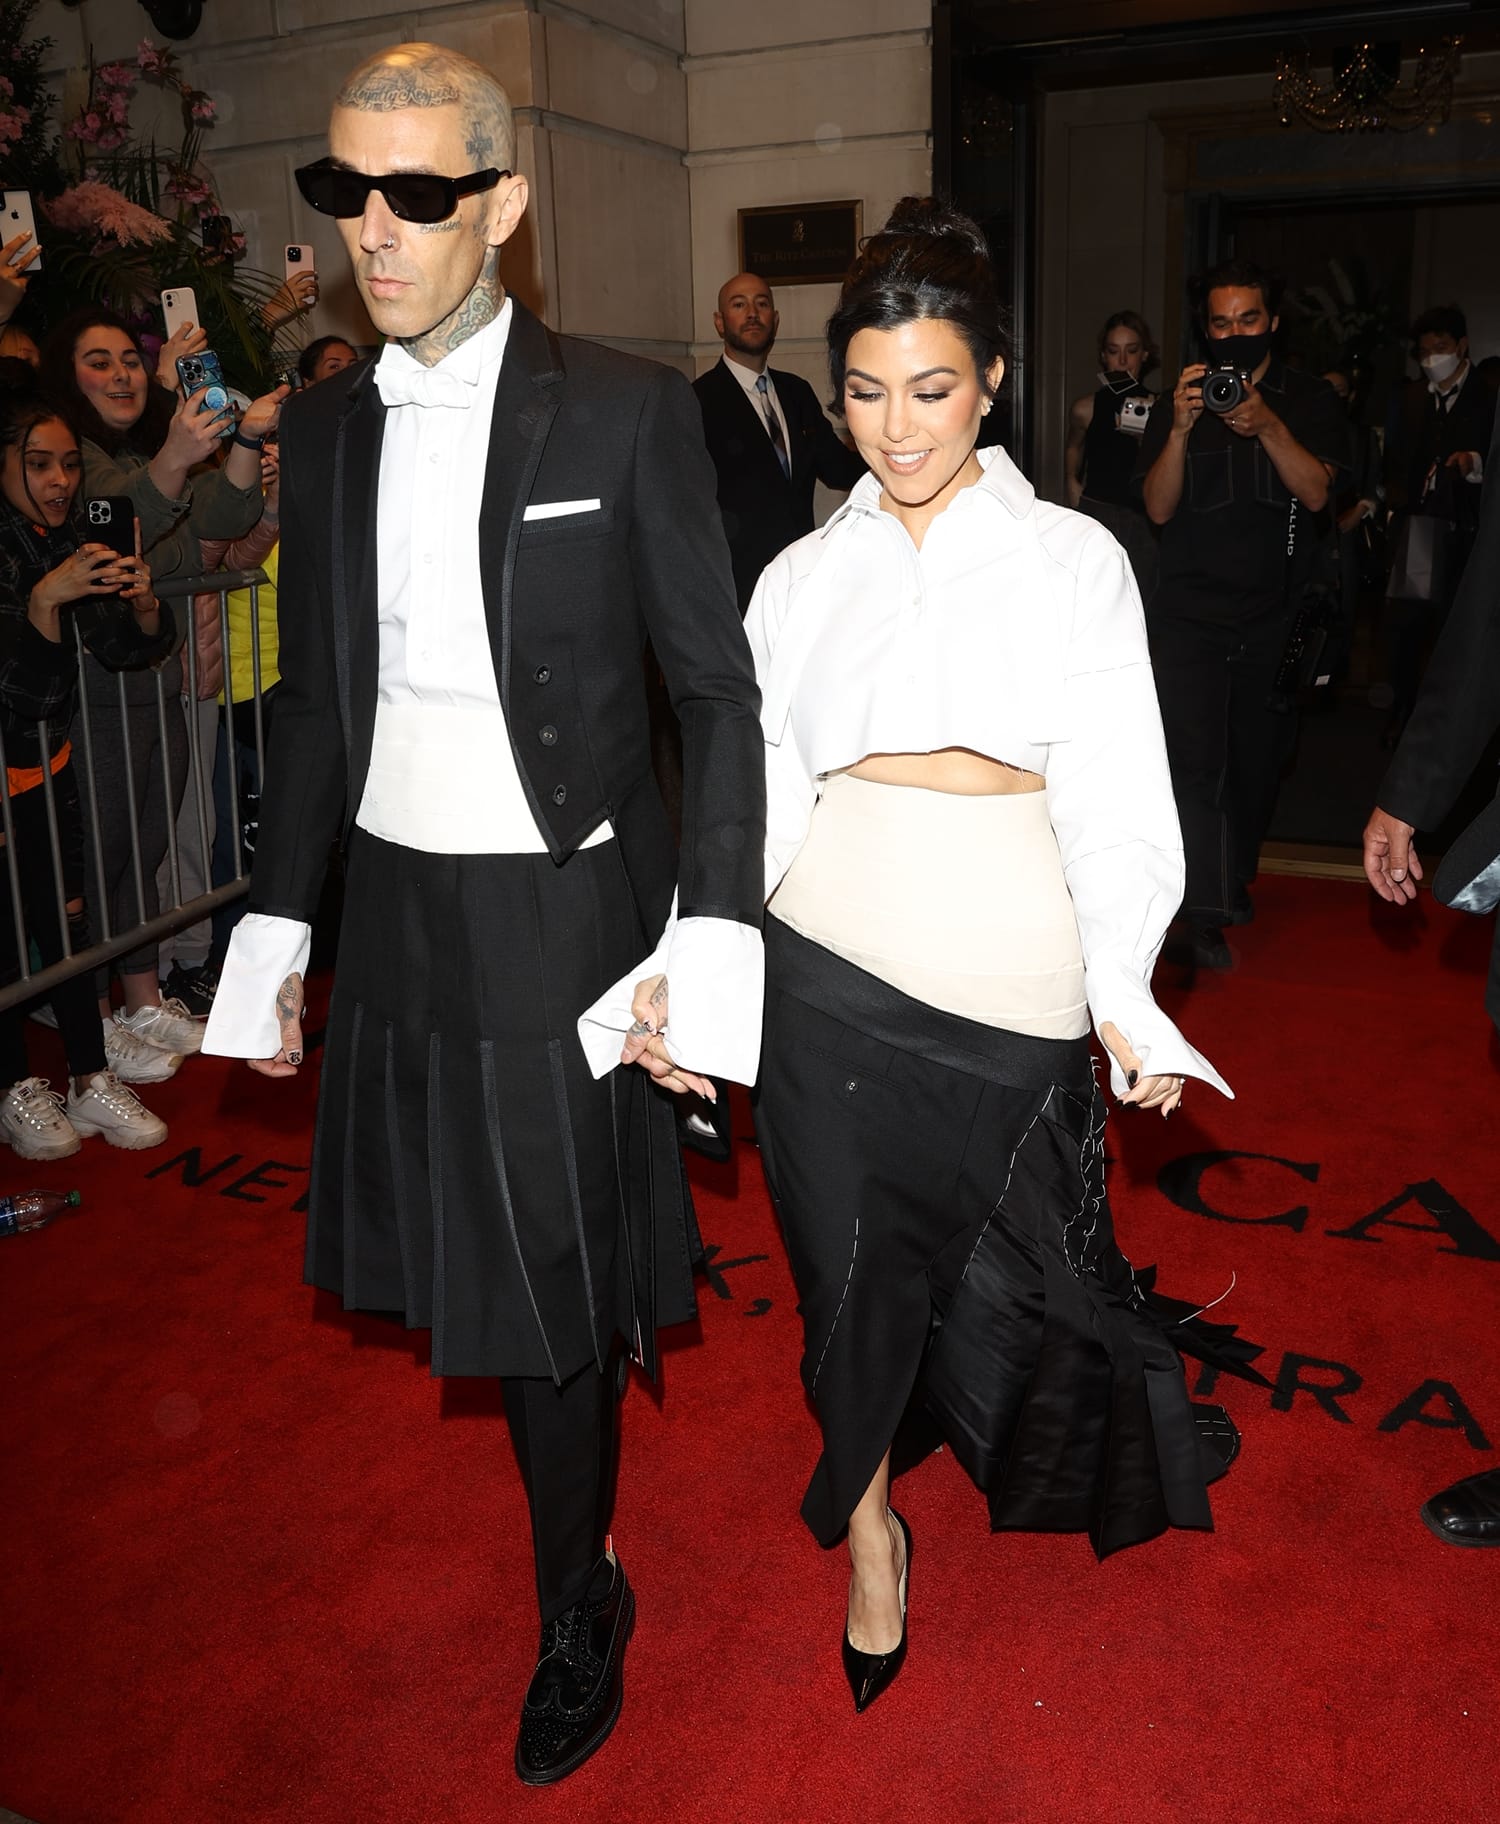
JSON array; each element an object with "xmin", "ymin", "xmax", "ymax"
[
  {"xmin": 38, "ymin": 310, "xmax": 286, "ymax": 1082},
  {"xmin": 0, "ymin": 371, "xmax": 175, "ymax": 1154}
]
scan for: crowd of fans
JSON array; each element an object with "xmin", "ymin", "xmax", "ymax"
[{"xmin": 0, "ymin": 227, "xmax": 354, "ymax": 1160}]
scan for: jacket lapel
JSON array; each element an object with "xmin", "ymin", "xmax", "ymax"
[
  {"xmin": 331, "ymin": 364, "xmax": 385, "ymax": 825},
  {"xmin": 479, "ymin": 299, "xmax": 565, "ymax": 702},
  {"xmin": 718, "ymin": 358, "xmax": 788, "ymax": 488}
]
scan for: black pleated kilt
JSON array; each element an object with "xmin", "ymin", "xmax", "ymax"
[
  {"xmin": 304, "ymin": 828, "xmax": 698, "ymax": 1381},
  {"xmin": 755, "ymin": 916, "xmax": 1250, "ymax": 1559}
]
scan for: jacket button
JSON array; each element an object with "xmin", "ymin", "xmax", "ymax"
[
  {"xmin": 533, "ymin": 664, "xmax": 551, "ymax": 684},
  {"xmin": 539, "ymin": 724, "xmax": 558, "ymax": 746},
  {"xmin": 552, "ymin": 784, "xmax": 567, "ymax": 806}
]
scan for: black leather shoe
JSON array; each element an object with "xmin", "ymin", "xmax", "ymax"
[
  {"xmin": 1420, "ymin": 1467, "xmax": 1500, "ymax": 1547},
  {"xmin": 843, "ymin": 1509, "xmax": 911, "ymax": 1714},
  {"xmin": 515, "ymin": 1554, "xmax": 635, "ymax": 1786}
]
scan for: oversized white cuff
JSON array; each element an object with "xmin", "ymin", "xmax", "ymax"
[
  {"xmin": 577, "ymin": 903, "xmax": 764, "ymax": 1085},
  {"xmin": 201, "ymin": 912, "xmax": 312, "ymax": 1059},
  {"xmin": 1085, "ymin": 956, "xmax": 1233, "ymax": 1101}
]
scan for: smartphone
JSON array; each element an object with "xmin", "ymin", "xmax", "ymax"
[
  {"xmin": 160, "ymin": 286, "xmax": 199, "ymax": 341},
  {"xmin": 83, "ymin": 497, "xmax": 137, "ymax": 560},
  {"xmin": 176, "ymin": 350, "xmax": 235, "ymax": 438},
  {"xmin": 275, "ymin": 364, "xmax": 303, "ymax": 393},
  {"xmin": 1, "ymin": 190, "xmax": 41, "ymax": 272},
  {"xmin": 200, "ymin": 214, "xmax": 234, "ymax": 260},
  {"xmin": 284, "ymin": 242, "xmax": 316, "ymax": 282}
]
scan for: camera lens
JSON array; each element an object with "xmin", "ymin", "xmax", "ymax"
[
  {"xmin": 1202, "ymin": 368, "xmax": 1246, "ymax": 415},
  {"xmin": 288, "ymin": 247, "xmax": 301, "ymax": 262}
]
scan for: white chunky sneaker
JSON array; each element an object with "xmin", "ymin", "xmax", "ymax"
[
  {"xmin": 102, "ymin": 1017, "xmax": 181, "ymax": 1084},
  {"xmin": 67, "ymin": 1071, "xmax": 168, "ymax": 1150},
  {"xmin": 114, "ymin": 998, "xmax": 205, "ymax": 1056},
  {"xmin": 0, "ymin": 1076, "xmax": 82, "ymax": 1160}
]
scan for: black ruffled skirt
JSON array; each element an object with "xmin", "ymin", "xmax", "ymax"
[
  {"xmin": 304, "ymin": 829, "xmax": 698, "ymax": 1382},
  {"xmin": 754, "ymin": 917, "xmax": 1263, "ymax": 1557}
]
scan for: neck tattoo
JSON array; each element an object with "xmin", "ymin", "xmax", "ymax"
[{"xmin": 400, "ymin": 246, "xmax": 504, "ymax": 368}]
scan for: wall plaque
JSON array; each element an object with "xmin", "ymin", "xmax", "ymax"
[{"xmin": 737, "ymin": 200, "xmax": 863, "ymax": 287}]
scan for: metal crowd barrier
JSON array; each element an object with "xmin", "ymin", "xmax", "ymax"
[{"xmin": 0, "ymin": 567, "xmax": 270, "ymax": 1014}]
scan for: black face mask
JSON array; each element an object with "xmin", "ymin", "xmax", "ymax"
[{"xmin": 1203, "ymin": 329, "xmax": 1271, "ymax": 372}]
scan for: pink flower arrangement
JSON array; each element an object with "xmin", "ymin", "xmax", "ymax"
[
  {"xmin": 136, "ymin": 39, "xmax": 166, "ymax": 76},
  {"xmin": 46, "ymin": 181, "xmax": 174, "ymax": 247}
]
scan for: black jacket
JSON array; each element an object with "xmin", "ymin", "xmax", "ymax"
[
  {"xmin": 1384, "ymin": 367, "xmax": 1496, "ymax": 524},
  {"xmin": 1379, "ymin": 407, "xmax": 1500, "ymax": 1029},
  {"xmin": 249, "ymin": 300, "xmax": 766, "ymax": 958},
  {"xmin": 693, "ymin": 357, "xmax": 866, "ymax": 612}
]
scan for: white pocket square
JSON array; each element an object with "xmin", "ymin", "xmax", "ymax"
[{"xmin": 523, "ymin": 498, "xmax": 603, "ymax": 521}]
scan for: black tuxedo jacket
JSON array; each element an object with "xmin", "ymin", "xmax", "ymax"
[
  {"xmin": 250, "ymin": 300, "xmax": 765, "ymax": 952},
  {"xmin": 693, "ymin": 357, "xmax": 867, "ymax": 612},
  {"xmin": 1380, "ymin": 407, "xmax": 1500, "ymax": 1028}
]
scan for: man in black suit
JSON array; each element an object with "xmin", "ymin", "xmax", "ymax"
[
  {"xmin": 1364, "ymin": 404, "xmax": 1500, "ymax": 1551},
  {"xmin": 694, "ymin": 271, "xmax": 866, "ymax": 611},
  {"xmin": 1381, "ymin": 304, "xmax": 1496, "ymax": 742},
  {"xmin": 202, "ymin": 42, "xmax": 765, "ymax": 1784}
]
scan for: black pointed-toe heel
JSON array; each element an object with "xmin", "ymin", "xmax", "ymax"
[{"xmin": 842, "ymin": 1508, "xmax": 912, "ymax": 1714}]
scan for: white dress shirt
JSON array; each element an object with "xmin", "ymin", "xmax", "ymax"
[
  {"xmin": 205, "ymin": 304, "xmax": 764, "ymax": 1081},
  {"xmin": 721, "ymin": 353, "xmax": 790, "ymax": 456},
  {"xmin": 742, "ymin": 444, "xmax": 1233, "ymax": 1101}
]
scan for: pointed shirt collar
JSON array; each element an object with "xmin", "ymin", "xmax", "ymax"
[{"xmin": 822, "ymin": 442, "xmax": 1035, "ymax": 536}]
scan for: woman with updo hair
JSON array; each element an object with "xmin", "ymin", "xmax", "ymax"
[
  {"xmin": 1065, "ymin": 308, "xmax": 1160, "ymax": 595},
  {"xmin": 732, "ymin": 199, "xmax": 1255, "ymax": 1708}
]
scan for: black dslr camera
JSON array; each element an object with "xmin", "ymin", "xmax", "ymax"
[{"xmin": 1199, "ymin": 364, "xmax": 1254, "ymax": 415}]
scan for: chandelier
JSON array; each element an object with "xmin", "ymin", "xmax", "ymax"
[{"xmin": 1275, "ymin": 38, "xmax": 1462, "ymax": 133}]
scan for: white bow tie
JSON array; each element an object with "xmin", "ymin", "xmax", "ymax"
[{"xmin": 374, "ymin": 359, "xmax": 476, "ymax": 410}]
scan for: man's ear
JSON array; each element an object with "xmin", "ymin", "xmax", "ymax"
[
  {"xmin": 487, "ymin": 174, "xmax": 529, "ymax": 250},
  {"xmin": 713, "ymin": 311, "xmax": 725, "ymax": 338},
  {"xmin": 1269, "ymin": 314, "xmax": 1281, "ymax": 335}
]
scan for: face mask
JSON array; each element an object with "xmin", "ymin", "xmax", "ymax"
[
  {"xmin": 1421, "ymin": 351, "xmax": 1461, "ymax": 384},
  {"xmin": 1203, "ymin": 329, "xmax": 1271, "ymax": 372},
  {"xmin": 1098, "ymin": 368, "xmax": 1138, "ymax": 394}
]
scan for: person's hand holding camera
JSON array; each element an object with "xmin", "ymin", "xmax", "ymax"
[
  {"xmin": 1170, "ymin": 363, "xmax": 1207, "ymax": 436},
  {"xmin": 156, "ymin": 319, "xmax": 209, "ymax": 389},
  {"xmin": 1221, "ymin": 382, "xmax": 1276, "ymax": 441},
  {"xmin": 27, "ymin": 544, "xmax": 134, "ymax": 635}
]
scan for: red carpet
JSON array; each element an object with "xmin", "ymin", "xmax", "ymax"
[{"xmin": 2, "ymin": 874, "xmax": 1498, "ymax": 1824}]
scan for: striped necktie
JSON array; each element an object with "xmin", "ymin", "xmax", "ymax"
[{"xmin": 755, "ymin": 373, "xmax": 792, "ymax": 480}]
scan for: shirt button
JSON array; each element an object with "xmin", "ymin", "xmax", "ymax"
[
  {"xmin": 429, "ymin": 452, "xmax": 440, "ymax": 465},
  {"xmin": 423, "ymin": 553, "xmax": 435, "ymax": 565},
  {"xmin": 533, "ymin": 665, "xmax": 551, "ymax": 685},
  {"xmin": 552, "ymin": 784, "xmax": 567, "ymax": 806},
  {"xmin": 538, "ymin": 724, "xmax": 558, "ymax": 746}
]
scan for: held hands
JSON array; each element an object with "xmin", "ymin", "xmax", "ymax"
[
  {"xmin": 1221, "ymin": 383, "xmax": 1276, "ymax": 441},
  {"xmin": 163, "ymin": 384, "xmax": 235, "ymax": 468},
  {"xmin": 619, "ymin": 973, "xmax": 716, "ymax": 1101},
  {"xmin": 1363, "ymin": 806, "xmax": 1422, "ymax": 904},
  {"xmin": 1444, "ymin": 450, "xmax": 1480, "ymax": 479},
  {"xmin": 248, "ymin": 971, "xmax": 305, "ymax": 1078},
  {"xmin": 1099, "ymin": 1020, "xmax": 1184, "ymax": 1118},
  {"xmin": 156, "ymin": 319, "xmax": 209, "ymax": 389},
  {"xmin": 261, "ymin": 272, "xmax": 317, "ymax": 330},
  {"xmin": 260, "ymin": 439, "xmax": 282, "ymax": 507}
]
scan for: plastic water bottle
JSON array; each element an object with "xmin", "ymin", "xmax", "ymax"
[{"xmin": 0, "ymin": 1189, "xmax": 81, "ymax": 1236}]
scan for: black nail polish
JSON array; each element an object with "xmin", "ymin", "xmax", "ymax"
[{"xmin": 1126, "ymin": 1069, "xmax": 1139, "ymax": 1088}]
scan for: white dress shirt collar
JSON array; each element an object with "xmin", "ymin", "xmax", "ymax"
[
  {"xmin": 823, "ymin": 442, "xmax": 1035, "ymax": 533},
  {"xmin": 721, "ymin": 351, "xmax": 772, "ymax": 394},
  {"xmin": 375, "ymin": 295, "xmax": 514, "ymax": 409}
]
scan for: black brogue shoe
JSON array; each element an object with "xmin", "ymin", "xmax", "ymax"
[
  {"xmin": 515, "ymin": 1554, "xmax": 635, "ymax": 1786},
  {"xmin": 1420, "ymin": 1466, "xmax": 1500, "ymax": 1547}
]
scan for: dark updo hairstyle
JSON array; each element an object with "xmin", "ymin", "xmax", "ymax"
[
  {"xmin": 40, "ymin": 308, "xmax": 176, "ymax": 459},
  {"xmin": 826, "ymin": 197, "xmax": 1010, "ymax": 410}
]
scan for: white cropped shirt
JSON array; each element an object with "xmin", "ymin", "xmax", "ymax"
[{"xmin": 743, "ymin": 445, "xmax": 1232, "ymax": 1101}]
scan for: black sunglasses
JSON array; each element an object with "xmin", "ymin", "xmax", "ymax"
[{"xmin": 294, "ymin": 158, "xmax": 510, "ymax": 225}]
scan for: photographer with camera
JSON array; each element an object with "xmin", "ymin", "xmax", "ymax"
[{"xmin": 1140, "ymin": 259, "xmax": 1349, "ymax": 969}]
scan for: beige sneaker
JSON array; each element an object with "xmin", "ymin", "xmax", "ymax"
[
  {"xmin": 102, "ymin": 1017, "xmax": 181, "ymax": 1084},
  {"xmin": 67, "ymin": 1071, "xmax": 168, "ymax": 1150},
  {"xmin": 0, "ymin": 1076, "xmax": 82, "ymax": 1160},
  {"xmin": 114, "ymin": 998, "xmax": 205, "ymax": 1056}
]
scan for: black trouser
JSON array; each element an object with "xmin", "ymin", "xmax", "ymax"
[
  {"xmin": 501, "ymin": 1344, "xmax": 625, "ymax": 1624},
  {"xmin": 0, "ymin": 762, "xmax": 107, "ymax": 1086},
  {"xmin": 1151, "ymin": 619, "xmax": 1297, "ymax": 924}
]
